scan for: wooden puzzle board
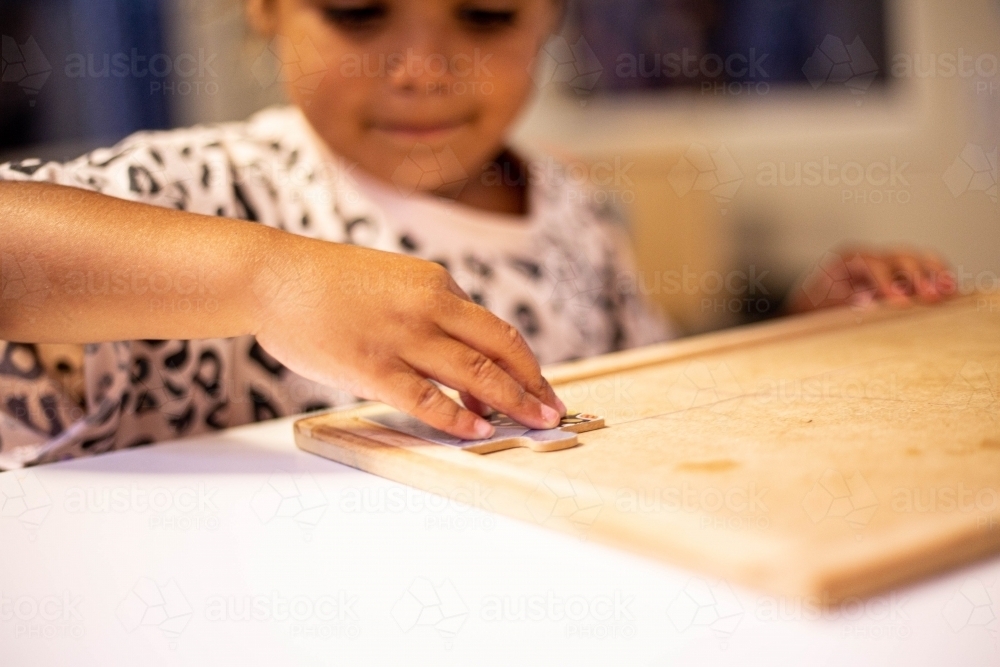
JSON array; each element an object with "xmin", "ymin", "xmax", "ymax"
[{"xmin": 295, "ymin": 294, "xmax": 1000, "ymax": 602}]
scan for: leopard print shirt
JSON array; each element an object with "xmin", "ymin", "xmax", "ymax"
[{"xmin": 0, "ymin": 106, "xmax": 671, "ymax": 469}]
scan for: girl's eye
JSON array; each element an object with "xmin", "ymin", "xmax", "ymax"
[
  {"xmin": 323, "ymin": 4, "xmax": 389, "ymax": 30},
  {"xmin": 458, "ymin": 7, "xmax": 517, "ymax": 31}
]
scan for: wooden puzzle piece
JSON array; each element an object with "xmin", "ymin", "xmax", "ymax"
[{"xmin": 363, "ymin": 411, "xmax": 605, "ymax": 454}]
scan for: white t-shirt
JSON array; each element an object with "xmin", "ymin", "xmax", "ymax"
[{"xmin": 0, "ymin": 106, "xmax": 672, "ymax": 468}]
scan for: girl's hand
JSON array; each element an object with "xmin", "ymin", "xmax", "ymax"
[
  {"xmin": 251, "ymin": 236, "xmax": 566, "ymax": 440},
  {"xmin": 787, "ymin": 245, "xmax": 957, "ymax": 314},
  {"xmin": 0, "ymin": 182, "xmax": 564, "ymax": 440}
]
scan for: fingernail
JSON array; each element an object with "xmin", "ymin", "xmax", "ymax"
[
  {"xmin": 540, "ymin": 404, "xmax": 560, "ymax": 428},
  {"xmin": 554, "ymin": 395, "xmax": 568, "ymax": 415},
  {"xmin": 473, "ymin": 419, "xmax": 494, "ymax": 439}
]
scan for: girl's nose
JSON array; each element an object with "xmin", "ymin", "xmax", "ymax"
[{"xmin": 386, "ymin": 26, "xmax": 457, "ymax": 94}]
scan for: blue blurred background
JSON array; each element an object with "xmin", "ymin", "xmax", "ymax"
[{"xmin": 1, "ymin": 0, "xmax": 172, "ymax": 158}]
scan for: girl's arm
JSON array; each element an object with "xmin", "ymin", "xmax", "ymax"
[{"xmin": 0, "ymin": 181, "xmax": 565, "ymax": 438}]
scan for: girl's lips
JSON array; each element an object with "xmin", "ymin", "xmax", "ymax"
[{"xmin": 370, "ymin": 121, "xmax": 468, "ymax": 143}]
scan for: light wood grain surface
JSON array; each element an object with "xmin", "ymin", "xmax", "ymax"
[{"xmin": 295, "ymin": 294, "xmax": 1000, "ymax": 603}]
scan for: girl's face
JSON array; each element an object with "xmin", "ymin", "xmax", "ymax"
[{"xmin": 250, "ymin": 0, "xmax": 560, "ymax": 195}]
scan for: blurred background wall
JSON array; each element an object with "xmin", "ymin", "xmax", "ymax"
[
  {"xmin": 514, "ymin": 0, "xmax": 1000, "ymax": 331},
  {"xmin": 1, "ymin": 0, "xmax": 997, "ymax": 334}
]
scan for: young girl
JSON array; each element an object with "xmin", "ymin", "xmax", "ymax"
[{"xmin": 0, "ymin": 0, "xmax": 950, "ymax": 469}]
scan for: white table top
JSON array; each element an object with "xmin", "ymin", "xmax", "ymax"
[{"xmin": 2, "ymin": 414, "xmax": 998, "ymax": 666}]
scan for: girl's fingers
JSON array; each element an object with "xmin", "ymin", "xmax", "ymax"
[
  {"xmin": 408, "ymin": 337, "xmax": 561, "ymax": 430},
  {"xmin": 378, "ymin": 364, "xmax": 495, "ymax": 440},
  {"xmin": 869, "ymin": 245, "xmax": 958, "ymax": 302},
  {"xmin": 920, "ymin": 250, "xmax": 949, "ymax": 275},
  {"xmin": 919, "ymin": 250, "xmax": 955, "ymax": 298},
  {"xmin": 891, "ymin": 251, "xmax": 948, "ymax": 302},
  {"xmin": 889, "ymin": 252, "xmax": 924, "ymax": 298},
  {"xmin": 439, "ymin": 299, "xmax": 566, "ymax": 415},
  {"xmin": 847, "ymin": 253, "xmax": 903, "ymax": 304},
  {"xmin": 459, "ymin": 391, "xmax": 491, "ymax": 418},
  {"xmin": 793, "ymin": 247, "xmax": 957, "ymax": 313}
]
